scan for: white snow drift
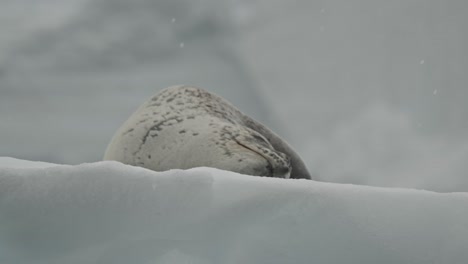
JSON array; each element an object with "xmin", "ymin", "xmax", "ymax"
[{"xmin": 1, "ymin": 157, "xmax": 467, "ymax": 264}]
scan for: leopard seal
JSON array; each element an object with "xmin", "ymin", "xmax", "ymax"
[{"xmin": 104, "ymin": 85, "xmax": 311, "ymax": 179}]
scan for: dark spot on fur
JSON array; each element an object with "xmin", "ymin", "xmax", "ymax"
[
  {"xmin": 141, "ymin": 117, "xmax": 182, "ymax": 144},
  {"xmin": 136, "ymin": 118, "xmax": 149, "ymax": 125},
  {"xmin": 224, "ymin": 150, "xmax": 233, "ymax": 157},
  {"xmin": 179, "ymin": 130, "xmax": 186, "ymax": 134},
  {"xmin": 148, "ymin": 155, "xmax": 152, "ymax": 159},
  {"xmin": 192, "ymin": 132, "xmax": 199, "ymax": 136},
  {"xmin": 123, "ymin": 128, "xmax": 134, "ymax": 135}
]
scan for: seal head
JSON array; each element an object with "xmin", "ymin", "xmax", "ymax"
[{"xmin": 104, "ymin": 85, "xmax": 311, "ymax": 179}]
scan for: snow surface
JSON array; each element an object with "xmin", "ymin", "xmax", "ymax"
[
  {"xmin": 1, "ymin": 157, "xmax": 467, "ymax": 264},
  {"xmin": 0, "ymin": 157, "xmax": 57, "ymax": 169}
]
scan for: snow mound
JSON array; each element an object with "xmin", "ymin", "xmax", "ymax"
[
  {"xmin": 0, "ymin": 157, "xmax": 58, "ymax": 169},
  {"xmin": 1, "ymin": 157, "xmax": 467, "ymax": 264}
]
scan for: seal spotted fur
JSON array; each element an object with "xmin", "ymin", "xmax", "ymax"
[{"xmin": 104, "ymin": 85, "xmax": 311, "ymax": 179}]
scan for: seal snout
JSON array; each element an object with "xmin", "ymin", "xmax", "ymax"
[
  {"xmin": 234, "ymin": 131, "xmax": 292, "ymax": 178},
  {"xmin": 274, "ymin": 165, "xmax": 291, "ymax": 178},
  {"xmin": 270, "ymin": 151, "xmax": 292, "ymax": 178}
]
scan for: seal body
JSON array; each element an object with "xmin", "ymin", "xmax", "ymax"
[{"xmin": 104, "ymin": 85, "xmax": 311, "ymax": 179}]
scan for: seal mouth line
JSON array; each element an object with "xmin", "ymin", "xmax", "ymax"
[{"xmin": 233, "ymin": 138, "xmax": 274, "ymax": 176}]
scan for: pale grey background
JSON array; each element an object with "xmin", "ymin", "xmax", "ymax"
[{"xmin": 1, "ymin": 0, "xmax": 467, "ymax": 191}]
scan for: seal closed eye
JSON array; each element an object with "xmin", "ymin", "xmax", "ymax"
[{"xmin": 104, "ymin": 85, "xmax": 312, "ymax": 179}]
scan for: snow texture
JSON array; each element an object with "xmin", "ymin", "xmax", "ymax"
[{"xmin": 1, "ymin": 158, "xmax": 467, "ymax": 264}]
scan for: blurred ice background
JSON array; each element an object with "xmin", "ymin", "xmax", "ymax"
[{"xmin": 1, "ymin": 0, "xmax": 467, "ymax": 192}]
